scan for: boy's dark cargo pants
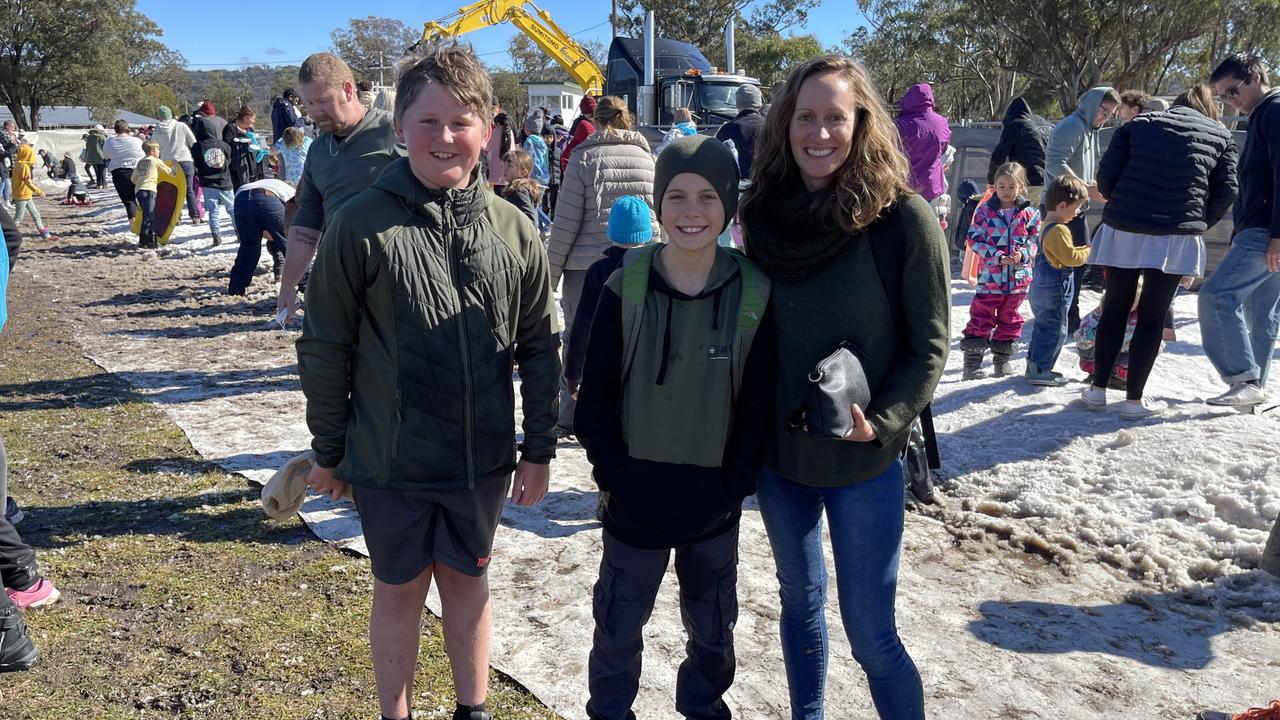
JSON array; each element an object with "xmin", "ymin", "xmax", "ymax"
[{"xmin": 587, "ymin": 523, "xmax": 739, "ymax": 720}]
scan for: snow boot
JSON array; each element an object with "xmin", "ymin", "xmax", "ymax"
[
  {"xmin": 0, "ymin": 605, "xmax": 38, "ymax": 673},
  {"xmin": 990, "ymin": 339, "xmax": 1014, "ymax": 377},
  {"xmin": 960, "ymin": 336, "xmax": 988, "ymax": 380}
]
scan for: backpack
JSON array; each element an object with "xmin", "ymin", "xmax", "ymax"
[
  {"xmin": 868, "ymin": 209, "xmax": 942, "ymax": 502},
  {"xmin": 618, "ymin": 244, "xmax": 770, "ymax": 400}
]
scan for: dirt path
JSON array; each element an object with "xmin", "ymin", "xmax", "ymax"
[{"xmin": 10, "ymin": 188, "xmax": 1278, "ymax": 718}]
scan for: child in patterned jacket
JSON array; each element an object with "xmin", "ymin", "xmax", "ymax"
[{"xmin": 961, "ymin": 161, "xmax": 1041, "ymax": 379}]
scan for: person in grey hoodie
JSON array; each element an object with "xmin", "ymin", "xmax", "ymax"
[
  {"xmin": 149, "ymin": 106, "xmax": 201, "ymax": 223},
  {"xmin": 1044, "ymin": 86, "xmax": 1121, "ymax": 331}
]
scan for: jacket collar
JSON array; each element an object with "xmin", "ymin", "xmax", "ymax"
[
  {"xmin": 578, "ymin": 128, "xmax": 651, "ymax": 153},
  {"xmin": 983, "ymin": 195, "xmax": 1032, "ymax": 213},
  {"xmin": 1250, "ymin": 88, "xmax": 1280, "ymax": 120},
  {"xmin": 372, "ymin": 157, "xmax": 488, "ymax": 227}
]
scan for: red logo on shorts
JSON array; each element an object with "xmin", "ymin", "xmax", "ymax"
[{"xmin": 476, "ymin": 556, "xmax": 491, "ymax": 568}]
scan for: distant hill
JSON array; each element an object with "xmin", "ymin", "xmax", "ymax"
[{"xmin": 182, "ymin": 66, "xmax": 300, "ymax": 125}]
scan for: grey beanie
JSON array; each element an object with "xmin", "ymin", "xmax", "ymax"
[
  {"xmin": 735, "ymin": 83, "xmax": 763, "ymax": 110},
  {"xmin": 653, "ymin": 135, "xmax": 739, "ymax": 234}
]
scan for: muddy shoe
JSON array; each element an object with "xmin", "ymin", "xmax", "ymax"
[{"xmin": 0, "ymin": 606, "xmax": 38, "ymax": 673}]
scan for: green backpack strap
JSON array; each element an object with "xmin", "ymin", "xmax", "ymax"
[
  {"xmin": 726, "ymin": 249, "xmax": 771, "ymax": 398},
  {"xmin": 618, "ymin": 244, "xmax": 662, "ymax": 384},
  {"xmin": 618, "ymin": 245, "xmax": 770, "ymax": 399}
]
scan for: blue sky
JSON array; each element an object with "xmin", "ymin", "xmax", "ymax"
[{"xmin": 137, "ymin": 0, "xmax": 863, "ymax": 71}]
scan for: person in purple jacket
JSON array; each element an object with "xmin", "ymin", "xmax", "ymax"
[{"xmin": 895, "ymin": 83, "xmax": 952, "ymax": 202}]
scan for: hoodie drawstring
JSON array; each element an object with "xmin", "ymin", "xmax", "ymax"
[{"xmin": 655, "ymin": 297, "xmax": 674, "ymax": 386}]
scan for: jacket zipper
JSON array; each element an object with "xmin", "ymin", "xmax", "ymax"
[{"xmin": 444, "ymin": 197, "xmax": 478, "ymax": 489}]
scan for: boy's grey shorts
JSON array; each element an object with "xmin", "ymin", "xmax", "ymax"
[{"xmin": 351, "ymin": 475, "xmax": 512, "ymax": 584}]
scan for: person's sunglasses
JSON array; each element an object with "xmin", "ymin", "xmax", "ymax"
[{"xmin": 1218, "ymin": 75, "xmax": 1253, "ymax": 101}]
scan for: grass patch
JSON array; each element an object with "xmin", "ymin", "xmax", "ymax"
[{"xmin": 0, "ymin": 265, "xmax": 558, "ymax": 717}]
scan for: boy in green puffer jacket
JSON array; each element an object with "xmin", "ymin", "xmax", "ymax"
[
  {"xmin": 296, "ymin": 42, "xmax": 559, "ymax": 720},
  {"xmin": 576, "ymin": 134, "xmax": 776, "ymax": 720}
]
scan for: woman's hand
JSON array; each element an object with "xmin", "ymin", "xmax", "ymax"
[{"xmin": 840, "ymin": 405, "xmax": 878, "ymax": 443}]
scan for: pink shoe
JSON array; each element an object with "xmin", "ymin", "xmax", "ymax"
[{"xmin": 6, "ymin": 578, "xmax": 60, "ymax": 610}]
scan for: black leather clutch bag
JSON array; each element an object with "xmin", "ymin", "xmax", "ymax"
[{"xmin": 789, "ymin": 342, "xmax": 871, "ymax": 439}]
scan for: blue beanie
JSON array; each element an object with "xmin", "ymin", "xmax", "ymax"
[{"xmin": 607, "ymin": 195, "xmax": 654, "ymax": 246}]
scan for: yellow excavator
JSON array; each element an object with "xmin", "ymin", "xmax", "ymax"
[{"xmin": 416, "ymin": 0, "xmax": 604, "ymax": 96}]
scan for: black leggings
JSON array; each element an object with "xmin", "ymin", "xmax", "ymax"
[{"xmin": 1092, "ymin": 266, "xmax": 1183, "ymax": 400}]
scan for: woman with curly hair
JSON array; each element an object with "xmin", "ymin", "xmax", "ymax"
[{"xmin": 739, "ymin": 55, "xmax": 950, "ymax": 719}]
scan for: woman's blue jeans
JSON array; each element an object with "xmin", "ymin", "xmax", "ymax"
[{"xmin": 755, "ymin": 461, "xmax": 924, "ymax": 720}]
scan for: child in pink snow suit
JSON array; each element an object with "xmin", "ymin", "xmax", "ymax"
[{"xmin": 961, "ymin": 161, "xmax": 1041, "ymax": 379}]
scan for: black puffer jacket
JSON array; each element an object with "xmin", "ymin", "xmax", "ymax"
[
  {"xmin": 988, "ymin": 97, "xmax": 1053, "ymax": 186},
  {"xmin": 1098, "ymin": 106, "xmax": 1238, "ymax": 235}
]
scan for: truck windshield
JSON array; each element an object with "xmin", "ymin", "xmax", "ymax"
[{"xmin": 699, "ymin": 83, "xmax": 741, "ymax": 114}]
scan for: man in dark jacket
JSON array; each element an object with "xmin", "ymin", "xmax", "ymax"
[
  {"xmin": 271, "ymin": 89, "xmax": 304, "ymax": 142},
  {"xmin": 1201, "ymin": 53, "xmax": 1280, "ymax": 408},
  {"xmin": 715, "ymin": 83, "xmax": 766, "ymax": 179},
  {"xmin": 191, "ymin": 117, "xmax": 236, "ymax": 245},
  {"xmin": 988, "ymin": 96, "xmax": 1053, "ymax": 194}
]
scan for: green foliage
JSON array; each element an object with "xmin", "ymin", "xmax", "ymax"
[
  {"xmin": 330, "ymin": 15, "xmax": 419, "ymax": 83},
  {"xmin": 850, "ymin": 0, "xmax": 1280, "ymax": 121},
  {"xmin": 0, "ymin": 0, "xmax": 185, "ymax": 129},
  {"xmin": 736, "ymin": 32, "xmax": 822, "ymax": 91},
  {"xmin": 488, "ymin": 68, "xmax": 527, "ymax": 120}
]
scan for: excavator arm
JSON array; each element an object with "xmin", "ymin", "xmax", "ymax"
[{"xmin": 418, "ymin": 0, "xmax": 604, "ymax": 96}]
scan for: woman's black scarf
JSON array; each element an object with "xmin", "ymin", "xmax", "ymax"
[{"xmin": 742, "ymin": 179, "xmax": 852, "ymax": 281}]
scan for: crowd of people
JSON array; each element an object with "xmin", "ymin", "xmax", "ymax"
[{"xmin": 0, "ymin": 37, "xmax": 1277, "ymax": 720}]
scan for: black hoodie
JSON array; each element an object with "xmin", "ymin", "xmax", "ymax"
[
  {"xmin": 192, "ymin": 117, "xmax": 234, "ymax": 191},
  {"xmin": 1235, "ymin": 88, "xmax": 1280, "ymax": 237},
  {"xmin": 988, "ymin": 97, "xmax": 1053, "ymax": 186}
]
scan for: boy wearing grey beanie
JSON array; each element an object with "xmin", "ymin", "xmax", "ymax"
[{"xmin": 575, "ymin": 134, "xmax": 775, "ymax": 719}]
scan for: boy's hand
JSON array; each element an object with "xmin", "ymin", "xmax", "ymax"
[
  {"xmin": 511, "ymin": 460, "xmax": 549, "ymax": 506},
  {"xmin": 306, "ymin": 464, "xmax": 348, "ymax": 502},
  {"xmin": 840, "ymin": 405, "xmax": 878, "ymax": 443}
]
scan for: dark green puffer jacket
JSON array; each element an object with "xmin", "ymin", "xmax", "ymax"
[{"xmin": 297, "ymin": 158, "xmax": 561, "ymax": 491}]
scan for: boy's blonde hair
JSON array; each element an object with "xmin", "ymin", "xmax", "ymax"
[
  {"xmin": 393, "ymin": 40, "xmax": 491, "ymax": 125},
  {"xmin": 1043, "ymin": 174, "xmax": 1088, "ymax": 209},
  {"xmin": 142, "ymin": 140, "xmax": 160, "ymax": 155},
  {"xmin": 503, "ymin": 149, "xmax": 543, "ymax": 203},
  {"xmin": 282, "ymin": 126, "xmax": 304, "ymax": 149},
  {"xmin": 992, "ymin": 161, "xmax": 1028, "ymax": 191}
]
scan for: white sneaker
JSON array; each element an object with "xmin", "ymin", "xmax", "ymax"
[
  {"xmin": 1081, "ymin": 386, "xmax": 1108, "ymax": 409},
  {"xmin": 1120, "ymin": 397, "xmax": 1164, "ymax": 420},
  {"xmin": 1206, "ymin": 382, "xmax": 1268, "ymax": 407}
]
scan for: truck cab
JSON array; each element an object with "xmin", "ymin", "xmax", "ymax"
[{"xmin": 605, "ymin": 36, "xmax": 760, "ymax": 139}]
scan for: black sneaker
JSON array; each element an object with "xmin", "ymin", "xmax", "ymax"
[
  {"xmin": 4, "ymin": 496, "xmax": 22, "ymax": 525},
  {"xmin": 0, "ymin": 606, "xmax": 38, "ymax": 673}
]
